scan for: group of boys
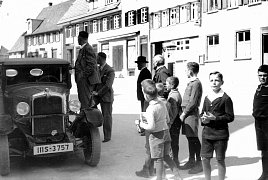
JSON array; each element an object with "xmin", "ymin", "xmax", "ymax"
[{"xmin": 135, "ymin": 55, "xmax": 236, "ymax": 180}]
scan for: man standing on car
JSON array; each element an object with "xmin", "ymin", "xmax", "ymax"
[
  {"xmin": 92, "ymin": 52, "xmax": 115, "ymax": 143},
  {"xmin": 135, "ymin": 56, "xmax": 152, "ymax": 112},
  {"xmin": 253, "ymin": 65, "xmax": 268, "ymax": 180},
  {"xmin": 75, "ymin": 31, "xmax": 101, "ymax": 110}
]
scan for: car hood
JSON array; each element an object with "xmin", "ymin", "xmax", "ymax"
[{"xmin": 5, "ymin": 84, "xmax": 69, "ymax": 98}]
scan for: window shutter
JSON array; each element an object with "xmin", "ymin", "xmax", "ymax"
[
  {"xmin": 110, "ymin": 16, "xmax": 114, "ymax": 29},
  {"xmin": 89, "ymin": 21, "xmax": 93, "ymax": 33},
  {"xmin": 222, "ymin": 0, "xmax": 227, "ymax": 9},
  {"xmin": 145, "ymin": 7, "xmax": 149, "ymax": 22},
  {"xmin": 119, "ymin": 14, "xmax": 122, "ymax": 28},
  {"xmin": 125, "ymin": 12, "xmax": 129, "ymax": 27},
  {"xmin": 133, "ymin": 10, "xmax": 137, "ymax": 25},
  {"xmin": 137, "ymin": 8, "xmax": 141, "ymax": 24},
  {"xmin": 100, "ymin": 19, "xmax": 103, "ymax": 32},
  {"xmin": 107, "ymin": 16, "xmax": 110, "ymax": 30},
  {"xmin": 97, "ymin": 20, "xmax": 100, "ymax": 32},
  {"xmin": 79, "ymin": 24, "xmax": 83, "ymax": 32},
  {"xmin": 217, "ymin": 0, "xmax": 222, "ymax": 9},
  {"xmin": 186, "ymin": 4, "xmax": 190, "ymax": 22},
  {"xmin": 72, "ymin": 26, "xmax": 75, "ymax": 37},
  {"xmin": 244, "ymin": 0, "xmax": 249, "ymax": 5},
  {"xmin": 149, "ymin": 13, "xmax": 153, "ymax": 29},
  {"xmin": 203, "ymin": 0, "xmax": 208, "ymax": 12}
]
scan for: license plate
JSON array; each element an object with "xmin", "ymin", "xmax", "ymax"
[{"xmin": 33, "ymin": 143, "xmax": 73, "ymax": 155}]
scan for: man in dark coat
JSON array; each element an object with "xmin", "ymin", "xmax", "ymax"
[
  {"xmin": 93, "ymin": 52, "xmax": 115, "ymax": 143},
  {"xmin": 152, "ymin": 54, "xmax": 171, "ymax": 98},
  {"xmin": 253, "ymin": 65, "xmax": 268, "ymax": 180},
  {"xmin": 75, "ymin": 31, "xmax": 101, "ymax": 110},
  {"xmin": 135, "ymin": 56, "xmax": 152, "ymax": 112}
]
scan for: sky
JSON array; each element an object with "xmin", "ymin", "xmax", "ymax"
[{"xmin": 0, "ymin": 0, "xmax": 68, "ymax": 50}]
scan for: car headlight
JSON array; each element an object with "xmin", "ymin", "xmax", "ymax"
[
  {"xmin": 16, "ymin": 102, "xmax": 30, "ymax": 116},
  {"xmin": 69, "ymin": 100, "xmax": 81, "ymax": 112}
]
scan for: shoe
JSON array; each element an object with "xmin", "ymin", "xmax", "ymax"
[
  {"xmin": 140, "ymin": 131, "xmax": 145, "ymax": 136},
  {"xmin": 188, "ymin": 161, "xmax": 203, "ymax": 174},
  {"xmin": 135, "ymin": 168, "xmax": 150, "ymax": 178},
  {"xmin": 179, "ymin": 159, "xmax": 195, "ymax": 170},
  {"xmin": 102, "ymin": 139, "xmax": 111, "ymax": 143}
]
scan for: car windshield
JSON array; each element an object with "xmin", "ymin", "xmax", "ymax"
[{"xmin": 5, "ymin": 64, "xmax": 69, "ymax": 85}]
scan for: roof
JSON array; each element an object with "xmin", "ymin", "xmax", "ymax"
[
  {"xmin": 0, "ymin": 58, "xmax": 70, "ymax": 65},
  {"xmin": 8, "ymin": 32, "xmax": 26, "ymax": 53},
  {"xmin": 58, "ymin": 0, "xmax": 120, "ymax": 25},
  {"xmin": 0, "ymin": 46, "xmax": 9, "ymax": 55},
  {"xmin": 30, "ymin": 0, "xmax": 75, "ymax": 35}
]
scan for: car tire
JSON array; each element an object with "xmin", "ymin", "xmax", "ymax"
[
  {"xmin": 82, "ymin": 126, "xmax": 101, "ymax": 166},
  {"xmin": 0, "ymin": 134, "xmax": 10, "ymax": 176}
]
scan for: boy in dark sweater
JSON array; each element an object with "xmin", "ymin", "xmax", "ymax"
[{"xmin": 200, "ymin": 71, "xmax": 234, "ymax": 180}]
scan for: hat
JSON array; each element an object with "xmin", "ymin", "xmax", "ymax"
[
  {"xmin": 78, "ymin": 31, "xmax": 88, "ymax": 39},
  {"xmin": 135, "ymin": 56, "xmax": 148, "ymax": 63}
]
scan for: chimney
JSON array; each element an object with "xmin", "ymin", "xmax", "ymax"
[{"xmin": 48, "ymin": 2, "xmax": 52, "ymax": 6}]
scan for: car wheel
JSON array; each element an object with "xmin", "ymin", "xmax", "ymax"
[
  {"xmin": 82, "ymin": 126, "xmax": 101, "ymax": 166},
  {"xmin": 0, "ymin": 134, "xmax": 10, "ymax": 176}
]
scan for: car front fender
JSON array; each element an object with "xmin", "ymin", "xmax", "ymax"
[{"xmin": 83, "ymin": 108, "xmax": 103, "ymax": 128}]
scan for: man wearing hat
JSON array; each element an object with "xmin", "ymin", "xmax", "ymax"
[
  {"xmin": 75, "ymin": 31, "xmax": 101, "ymax": 110},
  {"xmin": 135, "ymin": 56, "xmax": 152, "ymax": 112}
]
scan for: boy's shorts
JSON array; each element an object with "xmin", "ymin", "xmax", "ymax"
[
  {"xmin": 201, "ymin": 138, "xmax": 228, "ymax": 160},
  {"xmin": 149, "ymin": 129, "xmax": 171, "ymax": 159}
]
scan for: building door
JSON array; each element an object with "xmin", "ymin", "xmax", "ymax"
[
  {"xmin": 112, "ymin": 45, "xmax": 123, "ymax": 71},
  {"xmin": 262, "ymin": 34, "xmax": 268, "ymax": 65}
]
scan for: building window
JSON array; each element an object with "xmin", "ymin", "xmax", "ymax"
[
  {"xmin": 127, "ymin": 39, "xmax": 136, "ymax": 69},
  {"xmin": 249, "ymin": 0, "xmax": 261, "ymax": 4},
  {"xmin": 228, "ymin": 0, "xmax": 238, "ymax": 8},
  {"xmin": 209, "ymin": 0, "xmax": 218, "ymax": 11},
  {"xmin": 152, "ymin": 12, "xmax": 161, "ymax": 29},
  {"xmin": 176, "ymin": 39, "xmax": 190, "ymax": 50},
  {"xmin": 126, "ymin": 10, "xmax": 136, "ymax": 26},
  {"xmin": 84, "ymin": 22, "xmax": 88, "ymax": 32},
  {"xmin": 180, "ymin": 4, "xmax": 190, "ymax": 23},
  {"xmin": 170, "ymin": 7, "xmax": 179, "ymax": 25},
  {"xmin": 34, "ymin": 36, "xmax": 37, "ymax": 45},
  {"xmin": 105, "ymin": 0, "xmax": 117, "ymax": 5},
  {"xmin": 47, "ymin": 34, "xmax": 50, "ymax": 43},
  {"xmin": 236, "ymin": 30, "xmax": 251, "ymax": 59},
  {"xmin": 191, "ymin": 2, "xmax": 200, "ymax": 21},
  {"xmin": 52, "ymin": 49, "xmax": 57, "ymax": 58},
  {"xmin": 161, "ymin": 10, "xmax": 169, "ymax": 27},
  {"xmin": 113, "ymin": 15, "xmax": 120, "ymax": 29},
  {"xmin": 101, "ymin": 43, "xmax": 110, "ymax": 64},
  {"xmin": 52, "ymin": 33, "xmax": 57, "ymax": 42},
  {"xmin": 44, "ymin": 34, "xmax": 47, "ymax": 44},
  {"xmin": 93, "ymin": 20, "xmax": 98, "ymax": 33},
  {"xmin": 140, "ymin": 7, "xmax": 148, "ymax": 24},
  {"xmin": 76, "ymin": 24, "xmax": 80, "ymax": 36},
  {"xmin": 56, "ymin": 32, "xmax": 60, "ymax": 42},
  {"xmin": 28, "ymin": 37, "xmax": 31, "ymax": 46},
  {"xmin": 66, "ymin": 26, "xmax": 72, "ymax": 38},
  {"xmin": 207, "ymin": 34, "xmax": 220, "ymax": 62},
  {"xmin": 102, "ymin": 18, "xmax": 108, "ymax": 31}
]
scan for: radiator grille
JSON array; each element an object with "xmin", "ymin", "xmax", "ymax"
[{"xmin": 33, "ymin": 96, "xmax": 64, "ymax": 136}]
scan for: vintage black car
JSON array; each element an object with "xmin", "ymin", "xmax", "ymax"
[{"xmin": 0, "ymin": 58, "xmax": 102, "ymax": 176}]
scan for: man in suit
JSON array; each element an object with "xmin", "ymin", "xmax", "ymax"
[
  {"xmin": 92, "ymin": 52, "xmax": 115, "ymax": 143},
  {"xmin": 152, "ymin": 54, "xmax": 171, "ymax": 98},
  {"xmin": 135, "ymin": 56, "xmax": 152, "ymax": 112},
  {"xmin": 75, "ymin": 31, "xmax": 101, "ymax": 110}
]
